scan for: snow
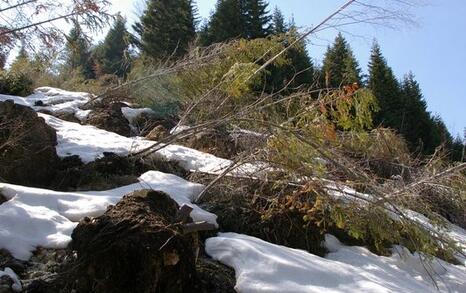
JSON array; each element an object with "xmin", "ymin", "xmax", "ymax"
[
  {"xmin": 206, "ymin": 233, "xmax": 466, "ymax": 293},
  {"xmin": 0, "ymin": 267, "xmax": 22, "ymax": 292},
  {"xmin": 121, "ymin": 106, "xmax": 155, "ymax": 124},
  {"xmin": 1, "ymin": 89, "xmax": 262, "ymax": 175},
  {"xmin": 2, "ymin": 88, "xmax": 466, "ymax": 292},
  {"xmin": 0, "ymin": 171, "xmax": 216, "ymax": 260},
  {"xmin": 38, "ymin": 112, "xmax": 261, "ymax": 175},
  {"xmin": 0, "ymin": 87, "xmax": 93, "ymax": 122}
]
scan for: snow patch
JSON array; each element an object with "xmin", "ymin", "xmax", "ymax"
[
  {"xmin": 38, "ymin": 112, "xmax": 261, "ymax": 176},
  {"xmin": 0, "ymin": 171, "xmax": 216, "ymax": 260},
  {"xmin": 121, "ymin": 106, "xmax": 155, "ymax": 124},
  {"xmin": 206, "ymin": 232, "xmax": 466, "ymax": 293},
  {"xmin": 0, "ymin": 87, "xmax": 92, "ymax": 122}
]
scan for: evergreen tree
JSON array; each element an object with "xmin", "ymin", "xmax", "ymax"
[
  {"xmin": 197, "ymin": 20, "xmax": 210, "ymax": 46},
  {"xmin": 244, "ymin": 0, "xmax": 271, "ymax": 39},
  {"xmin": 271, "ymin": 6, "xmax": 286, "ymax": 34},
  {"xmin": 266, "ymin": 10, "xmax": 313, "ymax": 91},
  {"xmin": 96, "ymin": 15, "xmax": 130, "ymax": 77},
  {"xmin": 65, "ymin": 22, "xmax": 94, "ymax": 79},
  {"xmin": 206, "ymin": 0, "xmax": 247, "ymax": 44},
  {"xmin": 135, "ymin": 0, "xmax": 196, "ymax": 59},
  {"xmin": 10, "ymin": 46, "xmax": 29, "ymax": 72},
  {"xmin": 399, "ymin": 72, "xmax": 434, "ymax": 153},
  {"xmin": 322, "ymin": 33, "xmax": 362, "ymax": 88},
  {"xmin": 204, "ymin": 0, "xmax": 271, "ymax": 45},
  {"xmin": 367, "ymin": 41, "xmax": 402, "ymax": 129}
]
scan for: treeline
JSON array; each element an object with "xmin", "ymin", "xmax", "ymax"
[{"xmin": 5, "ymin": 0, "xmax": 464, "ymax": 160}]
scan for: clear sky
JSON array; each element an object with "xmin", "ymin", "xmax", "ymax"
[{"xmin": 111, "ymin": 0, "xmax": 465, "ymax": 137}]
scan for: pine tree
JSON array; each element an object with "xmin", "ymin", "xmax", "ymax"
[
  {"xmin": 367, "ymin": 41, "xmax": 402, "ymax": 129},
  {"xmin": 399, "ymin": 72, "xmax": 434, "ymax": 153},
  {"xmin": 204, "ymin": 0, "xmax": 271, "ymax": 45},
  {"xmin": 9, "ymin": 46, "xmax": 29, "ymax": 72},
  {"xmin": 271, "ymin": 6, "xmax": 286, "ymax": 34},
  {"xmin": 206, "ymin": 0, "xmax": 247, "ymax": 44},
  {"xmin": 244, "ymin": 0, "xmax": 271, "ymax": 39},
  {"xmin": 96, "ymin": 15, "xmax": 130, "ymax": 77},
  {"xmin": 65, "ymin": 22, "xmax": 94, "ymax": 79},
  {"xmin": 135, "ymin": 0, "xmax": 196, "ymax": 59},
  {"xmin": 266, "ymin": 10, "xmax": 313, "ymax": 91},
  {"xmin": 322, "ymin": 33, "xmax": 362, "ymax": 88}
]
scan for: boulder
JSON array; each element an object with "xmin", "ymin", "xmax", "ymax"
[
  {"xmin": 85, "ymin": 102, "xmax": 131, "ymax": 137},
  {"xmin": 0, "ymin": 100, "xmax": 59, "ymax": 187},
  {"xmin": 71, "ymin": 190, "xmax": 197, "ymax": 293}
]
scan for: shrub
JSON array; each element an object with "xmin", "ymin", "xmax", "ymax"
[
  {"xmin": 0, "ymin": 70, "xmax": 33, "ymax": 96},
  {"xmin": 125, "ymin": 36, "xmax": 295, "ymax": 122}
]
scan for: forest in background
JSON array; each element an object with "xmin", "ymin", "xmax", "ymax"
[{"xmin": 1, "ymin": 0, "xmax": 464, "ymax": 162}]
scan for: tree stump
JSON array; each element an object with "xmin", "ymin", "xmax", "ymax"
[{"xmin": 71, "ymin": 190, "xmax": 196, "ymax": 293}]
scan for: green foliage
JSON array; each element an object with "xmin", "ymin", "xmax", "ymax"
[
  {"xmin": 322, "ymin": 33, "xmax": 362, "ymax": 88},
  {"xmin": 399, "ymin": 72, "xmax": 437, "ymax": 154},
  {"xmin": 127, "ymin": 36, "xmax": 291, "ymax": 121},
  {"xmin": 267, "ymin": 26, "xmax": 314, "ymax": 91},
  {"xmin": 0, "ymin": 70, "xmax": 33, "ymax": 96},
  {"xmin": 202, "ymin": 0, "xmax": 247, "ymax": 45},
  {"xmin": 271, "ymin": 6, "xmax": 287, "ymax": 34},
  {"xmin": 64, "ymin": 22, "xmax": 94, "ymax": 79},
  {"xmin": 368, "ymin": 41, "xmax": 403, "ymax": 129},
  {"xmin": 202, "ymin": 0, "xmax": 271, "ymax": 45},
  {"xmin": 94, "ymin": 15, "xmax": 131, "ymax": 78},
  {"xmin": 134, "ymin": 0, "xmax": 196, "ymax": 59},
  {"xmin": 244, "ymin": 0, "xmax": 272, "ymax": 39}
]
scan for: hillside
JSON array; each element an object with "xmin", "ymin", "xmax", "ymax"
[{"xmin": 0, "ymin": 87, "xmax": 465, "ymax": 292}]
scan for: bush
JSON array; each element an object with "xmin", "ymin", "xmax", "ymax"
[
  {"xmin": 0, "ymin": 70, "xmax": 33, "ymax": 96},
  {"xmin": 125, "ymin": 36, "xmax": 294, "ymax": 122}
]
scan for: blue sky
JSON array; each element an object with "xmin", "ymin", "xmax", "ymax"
[{"xmin": 112, "ymin": 0, "xmax": 465, "ymax": 137}]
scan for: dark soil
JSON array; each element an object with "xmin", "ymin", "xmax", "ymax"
[
  {"xmin": 70, "ymin": 189, "xmax": 197, "ymax": 293},
  {"xmin": 51, "ymin": 152, "xmax": 188, "ymax": 192},
  {"xmin": 0, "ymin": 100, "xmax": 59, "ymax": 187}
]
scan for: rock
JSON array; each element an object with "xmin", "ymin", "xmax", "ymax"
[
  {"xmin": 85, "ymin": 102, "xmax": 131, "ymax": 137},
  {"xmin": 70, "ymin": 190, "xmax": 197, "ymax": 293},
  {"xmin": 0, "ymin": 100, "xmax": 59, "ymax": 187},
  {"xmin": 0, "ymin": 194, "xmax": 6, "ymax": 205},
  {"xmin": 145, "ymin": 125, "xmax": 169, "ymax": 141}
]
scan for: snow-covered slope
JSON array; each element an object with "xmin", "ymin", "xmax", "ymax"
[
  {"xmin": 206, "ymin": 233, "xmax": 466, "ymax": 293},
  {"xmin": 0, "ymin": 171, "xmax": 216, "ymax": 260},
  {"xmin": 0, "ymin": 87, "xmax": 92, "ymax": 121},
  {"xmin": 1, "ymin": 87, "xmax": 465, "ymax": 292}
]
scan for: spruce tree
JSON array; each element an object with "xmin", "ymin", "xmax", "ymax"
[
  {"xmin": 244, "ymin": 0, "xmax": 271, "ymax": 39},
  {"xmin": 322, "ymin": 33, "xmax": 362, "ymax": 88},
  {"xmin": 135, "ymin": 0, "xmax": 196, "ymax": 59},
  {"xmin": 271, "ymin": 6, "xmax": 286, "ymax": 34},
  {"xmin": 399, "ymin": 72, "xmax": 433, "ymax": 153},
  {"xmin": 65, "ymin": 22, "xmax": 94, "ymax": 79},
  {"xmin": 205, "ymin": 0, "xmax": 271, "ymax": 44},
  {"xmin": 9, "ymin": 46, "xmax": 29, "ymax": 72},
  {"xmin": 97, "ymin": 15, "xmax": 130, "ymax": 77},
  {"xmin": 266, "ymin": 10, "xmax": 313, "ymax": 91},
  {"xmin": 367, "ymin": 41, "xmax": 402, "ymax": 129},
  {"xmin": 206, "ymin": 0, "xmax": 247, "ymax": 44}
]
